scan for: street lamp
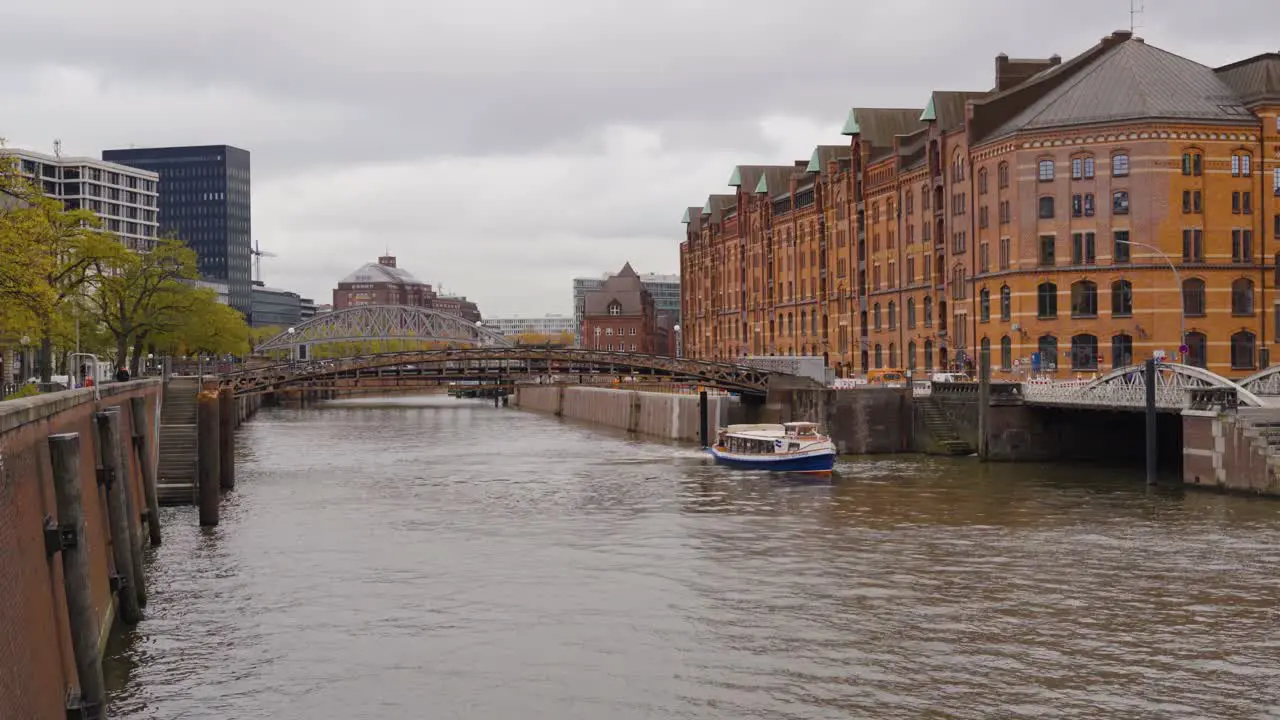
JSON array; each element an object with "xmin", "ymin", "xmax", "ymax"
[
  {"xmin": 673, "ymin": 324, "xmax": 681, "ymax": 358},
  {"xmin": 1116, "ymin": 238, "xmax": 1186, "ymax": 363}
]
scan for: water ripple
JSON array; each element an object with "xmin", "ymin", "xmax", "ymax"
[{"xmin": 104, "ymin": 396, "xmax": 1280, "ymax": 719}]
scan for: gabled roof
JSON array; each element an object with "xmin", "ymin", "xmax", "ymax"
[
  {"xmin": 753, "ymin": 166, "xmax": 797, "ymax": 195},
  {"xmin": 920, "ymin": 91, "xmax": 988, "ymax": 131},
  {"xmin": 980, "ymin": 33, "xmax": 1257, "ymax": 142},
  {"xmin": 728, "ymin": 165, "xmax": 770, "ymax": 193},
  {"xmin": 702, "ymin": 194, "xmax": 736, "ymax": 221},
  {"xmin": 1216, "ymin": 53, "xmax": 1280, "ymax": 105},
  {"xmin": 841, "ymin": 108, "xmax": 926, "ymax": 147},
  {"xmin": 805, "ymin": 145, "xmax": 851, "ymax": 174},
  {"xmin": 682, "ymin": 206, "xmax": 702, "ymax": 224}
]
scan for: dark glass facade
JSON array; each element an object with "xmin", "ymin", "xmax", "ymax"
[{"xmin": 102, "ymin": 145, "xmax": 253, "ymax": 316}]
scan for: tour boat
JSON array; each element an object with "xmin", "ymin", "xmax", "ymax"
[{"xmin": 707, "ymin": 422, "xmax": 837, "ymax": 474}]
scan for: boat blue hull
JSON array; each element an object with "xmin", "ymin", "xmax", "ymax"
[{"xmin": 706, "ymin": 448, "xmax": 836, "ymax": 473}]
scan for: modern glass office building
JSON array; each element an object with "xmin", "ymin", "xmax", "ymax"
[{"xmin": 102, "ymin": 145, "xmax": 253, "ymax": 316}]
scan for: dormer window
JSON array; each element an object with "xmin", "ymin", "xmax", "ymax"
[{"xmin": 608, "ymin": 301, "xmax": 622, "ymax": 316}]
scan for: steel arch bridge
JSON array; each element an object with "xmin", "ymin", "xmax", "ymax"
[
  {"xmin": 254, "ymin": 304, "xmax": 512, "ymax": 352},
  {"xmin": 219, "ymin": 347, "xmax": 784, "ymax": 396},
  {"xmin": 1238, "ymin": 366, "xmax": 1280, "ymax": 396},
  {"xmin": 1020, "ymin": 362, "xmax": 1268, "ymax": 411}
]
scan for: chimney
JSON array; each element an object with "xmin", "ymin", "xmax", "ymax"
[{"xmin": 378, "ymin": 255, "xmax": 396, "ymax": 268}]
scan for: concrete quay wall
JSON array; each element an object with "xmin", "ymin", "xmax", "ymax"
[
  {"xmin": 0, "ymin": 380, "xmax": 163, "ymax": 719},
  {"xmin": 514, "ymin": 385, "xmax": 730, "ymax": 441}
]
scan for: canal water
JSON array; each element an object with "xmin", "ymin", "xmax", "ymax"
[{"xmin": 105, "ymin": 395, "xmax": 1280, "ymax": 719}]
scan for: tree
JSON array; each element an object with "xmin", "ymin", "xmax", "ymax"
[
  {"xmin": 85, "ymin": 237, "xmax": 200, "ymax": 373},
  {"xmin": 154, "ymin": 290, "xmax": 250, "ymax": 358},
  {"xmin": 1, "ymin": 150, "xmax": 122, "ymax": 381}
]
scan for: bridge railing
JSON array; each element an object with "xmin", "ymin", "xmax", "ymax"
[{"xmin": 1020, "ymin": 379, "xmax": 1187, "ymax": 409}]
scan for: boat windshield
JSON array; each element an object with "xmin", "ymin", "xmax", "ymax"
[{"xmin": 784, "ymin": 423, "xmax": 819, "ymax": 438}]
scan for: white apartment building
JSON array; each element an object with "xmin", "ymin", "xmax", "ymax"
[
  {"xmin": 3, "ymin": 148, "xmax": 160, "ymax": 250},
  {"xmin": 482, "ymin": 314, "xmax": 576, "ymax": 338}
]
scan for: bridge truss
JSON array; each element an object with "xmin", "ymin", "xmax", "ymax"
[
  {"xmin": 1020, "ymin": 362, "xmax": 1266, "ymax": 411},
  {"xmin": 219, "ymin": 347, "xmax": 782, "ymax": 396},
  {"xmin": 254, "ymin": 305, "xmax": 512, "ymax": 352}
]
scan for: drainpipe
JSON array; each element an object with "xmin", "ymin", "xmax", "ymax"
[{"xmin": 1260, "ymin": 126, "xmax": 1270, "ymax": 369}]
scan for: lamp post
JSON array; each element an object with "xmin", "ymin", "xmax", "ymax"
[
  {"xmin": 1116, "ymin": 238, "xmax": 1186, "ymax": 364},
  {"xmin": 673, "ymin": 324, "xmax": 681, "ymax": 358},
  {"xmin": 286, "ymin": 327, "xmax": 296, "ymax": 363}
]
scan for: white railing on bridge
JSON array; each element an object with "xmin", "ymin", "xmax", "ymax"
[{"xmin": 1020, "ymin": 377, "xmax": 1188, "ymax": 410}]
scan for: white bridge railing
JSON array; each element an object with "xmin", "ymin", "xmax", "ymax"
[{"xmin": 1020, "ymin": 379, "xmax": 1188, "ymax": 410}]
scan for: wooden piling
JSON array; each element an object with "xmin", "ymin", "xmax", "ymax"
[
  {"xmin": 218, "ymin": 388, "xmax": 236, "ymax": 491},
  {"xmin": 699, "ymin": 391, "xmax": 709, "ymax": 448},
  {"xmin": 48, "ymin": 433, "xmax": 107, "ymax": 717},
  {"xmin": 95, "ymin": 410, "xmax": 144, "ymax": 623},
  {"xmin": 977, "ymin": 352, "xmax": 991, "ymax": 461},
  {"xmin": 129, "ymin": 396, "xmax": 162, "ymax": 546},
  {"xmin": 1145, "ymin": 358, "xmax": 1158, "ymax": 485},
  {"xmin": 198, "ymin": 392, "xmax": 221, "ymax": 526}
]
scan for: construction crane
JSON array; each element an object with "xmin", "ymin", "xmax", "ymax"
[{"xmin": 251, "ymin": 239, "xmax": 277, "ymax": 283}]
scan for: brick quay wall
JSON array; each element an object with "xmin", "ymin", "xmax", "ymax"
[{"xmin": 0, "ymin": 380, "xmax": 163, "ymax": 719}]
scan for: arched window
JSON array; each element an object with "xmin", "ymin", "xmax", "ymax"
[
  {"xmin": 1071, "ymin": 334, "xmax": 1099, "ymax": 370},
  {"xmin": 811, "ymin": 312, "xmax": 817, "ymax": 336},
  {"xmin": 800, "ymin": 310, "xmax": 807, "ymax": 336},
  {"xmin": 907, "ymin": 298, "xmax": 917, "ymax": 329},
  {"xmin": 998, "ymin": 161, "xmax": 1009, "ymax": 189},
  {"xmin": 1038, "ymin": 196, "xmax": 1055, "ymax": 219},
  {"xmin": 1000, "ymin": 336, "xmax": 1012, "ymax": 371},
  {"xmin": 924, "ymin": 340, "xmax": 934, "ymax": 370},
  {"xmin": 1232, "ymin": 330, "xmax": 1257, "ymax": 370},
  {"xmin": 1231, "ymin": 151, "xmax": 1252, "ymax": 177},
  {"xmin": 1037, "ymin": 282, "xmax": 1058, "ymax": 319},
  {"xmin": 888, "ymin": 301, "xmax": 897, "ymax": 330},
  {"xmin": 921, "ymin": 183, "xmax": 930, "ymax": 209},
  {"xmin": 1185, "ymin": 331, "xmax": 1208, "ymax": 369},
  {"xmin": 1111, "ymin": 279, "xmax": 1133, "ymax": 317},
  {"xmin": 889, "ymin": 342, "xmax": 898, "ymax": 368},
  {"xmin": 979, "ymin": 287, "xmax": 991, "ymax": 322},
  {"xmin": 874, "ymin": 343, "xmax": 883, "ymax": 369},
  {"xmin": 1112, "ymin": 153, "xmax": 1130, "ymax": 177},
  {"xmin": 873, "ymin": 303, "xmax": 882, "ymax": 331},
  {"xmin": 907, "ymin": 341, "xmax": 917, "ymax": 371},
  {"xmin": 980, "ymin": 337, "xmax": 991, "ymax": 371},
  {"xmin": 787, "ymin": 312, "xmax": 794, "ymax": 336},
  {"xmin": 1181, "ymin": 149, "xmax": 1203, "ymax": 176},
  {"xmin": 1071, "ymin": 154, "xmax": 1096, "ymax": 180},
  {"xmin": 905, "ymin": 190, "xmax": 914, "ymax": 214},
  {"xmin": 1111, "ymin": 334, "xmax": 1133, "ymax": 368},
  {"xmin": 924, "ymin": 296, "xmax": 933, "ymax": 327},
  {"xmin": 978, "ymin": 167, "xmax": 989, "ymax": 195},
  {"xmin": 1000, "ymin": 285, "xmax": 1011, "ymax": 321},
  {"xmin": 1183, "ymin": 278, "xmax": 1206, "ymax": 317},
  {"xmin": 1070, "ymin": 280, "xmax": 1098, "ymax": 318},
  {"xmin": 1232, "ymin": 278, "xmax": 1255, "ymax": 316},
  {"xmin": 1038, "ymin": 335, "xmax": 1059, "ymax": 370}
]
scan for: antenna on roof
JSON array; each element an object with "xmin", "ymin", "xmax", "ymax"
[
  {"xmin": 52, "ymin": 139, "xmax": 62, "ymax": 158},
  {"xmin": 1129, "ymin": 0, "xmax": 1144, "ymax": 32}
]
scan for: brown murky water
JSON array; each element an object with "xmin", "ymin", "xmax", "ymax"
[{"xmin": 105, "ymin": 395, "xmax": 1280, "ymax": 719}]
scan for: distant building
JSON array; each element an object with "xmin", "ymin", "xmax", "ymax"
[
  {"xmin": 2, "ymin": 148, "xmax": 159, "ymax": 250},
  {"xmin": 332, "ymin": 255, "xmax": 480, "ymax": 322},
  {"xmin": 299, "ymin": 297, "xmax": 318, "ymax": 321},
  {"xmin": 193, "ymin": 277, "xmax": 230, "ymax": 305},
  {"xmin": 481, "ymin": 312, "xmax": 578, "ymax": 338},
  {"xmin": 103, "ymin": 145, "xmax": 253, "ymax": 316},
  {"xmin": 250, "ymin": 281, "xmax": 302, "ymax": 328},
  {"xmin": 573, "ymin": 270, "xmax": 679, "ymax": 347},
  {"xmin": 581, "ymin": 262, "xmax": 668, "ymax": 355}
]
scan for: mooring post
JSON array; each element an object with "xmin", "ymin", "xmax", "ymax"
[
  {"xmin": 95, "ymin": 410, "xmax": 144, "ymax": 622},
  {"xmin": 48, "ymin": 433, "xmax": 107, "ymax": 718},
  {"xmin": 977, "ymin": 352, "xmax": 991, "ymax": 461},
  {"xmin": 1145, "ymin": 357, "xmax": 1158, "ymax": 485},
  {"xmin": 699, "ymin": 390, "xmax": 709, "ymax": 448},
  {"xmin": 129, "ymin": 396, "xmax": 162, "ymax": 546},
  {"xmin": 218, "ymin": 388, "xmax": 236, "ymax": 491},
  {"xmin": 197, "ymin": 392, "xmax": 221, "ymax": 526}
]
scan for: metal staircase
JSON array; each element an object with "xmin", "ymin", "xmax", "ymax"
[{"xmin": 920, "ymin": 397, "xmax": 975, "ymax": 456}]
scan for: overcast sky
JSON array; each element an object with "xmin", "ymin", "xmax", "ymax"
[{"xmin": 2, "ymin": 1, "xmax": 1276, "ymax": 316}]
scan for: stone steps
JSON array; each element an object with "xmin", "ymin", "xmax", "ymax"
[
  {"xmin": 921, "ymin": 399, "xmax": 975, "ymax": 456},
  {"xmin": 157, "ymin": 378, "xmax": 201, "ymax": 505}
]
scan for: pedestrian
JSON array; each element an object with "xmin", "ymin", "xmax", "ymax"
[{"xmin": 115, "ymin": 366, "xmax": 131, "ymax": 382}]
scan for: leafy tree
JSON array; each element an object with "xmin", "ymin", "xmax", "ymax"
[
  {"xmin": 1, "ymin": 149, "xmax": 122, "ymax": 381},
  {"xmin": 153, "ymin": 290, "xmax": 250, "ymax": 358},
  {"xmin": 85, "ymin": 237, "xmax": 200, "ymax": 373}
]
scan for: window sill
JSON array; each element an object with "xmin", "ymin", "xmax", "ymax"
[
  {"xmin": 1037, "ymin": 315, "xmax": 1058, "ymax": 321},
  {"xmin": 1112, "ymin": 313, "xmax": 1133, "ymax": 319},
  {"xmin": 1071, "ymin": 314, "xmax": 1099, "ymax": 320},
  {"xmin": 1232, "ymin": 312, "xmax": 1257, "ymax": 318}
]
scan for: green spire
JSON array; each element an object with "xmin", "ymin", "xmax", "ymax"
[
  {"xmin": 919, "ymin": 95, "xmax": 937, "ymax": 122},
  {"xmin": 702, "ymin": 200, "xmax": 711, "ymax": 215},
  {"xmin": 841, "ymin": 109, "xmax": 861, "ymax": 135},
  {"xmin": 754, "ymin": 174, "xmax": 769, "ymax": 193},
  {"xmin": 805, "ymin": 148, "xmax": 822, "ymax": 173},
  {"xmin": 681, "ymin": 207, "xmax": 691, "ymax": 223},
  {"xmin": 728, "ymin": 166, "xmax": 742, "ymax": 186}
]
